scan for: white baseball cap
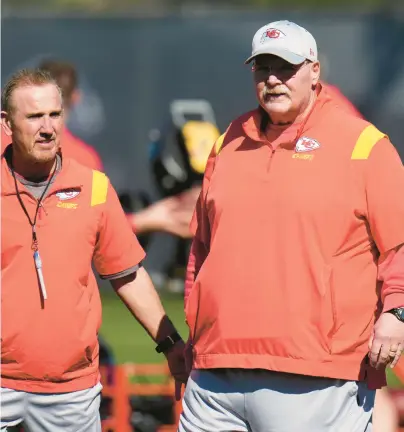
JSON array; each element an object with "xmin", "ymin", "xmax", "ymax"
[{"xmin": 245, "ymin": 20, "xmax": 318, "ymax": 65}]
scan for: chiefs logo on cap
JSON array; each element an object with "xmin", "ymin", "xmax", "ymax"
[
  {"xmin": 260, "ymin": 28, "xmax": 285, "ymax": 43},
  {"xmin": 267, "ymin": 29, "xmax": 281, "ymax": 38}
]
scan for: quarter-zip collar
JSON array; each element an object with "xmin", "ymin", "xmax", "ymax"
[{"xmin": 242, "ymin": 83, "xmax": 332, "ymax": 148}]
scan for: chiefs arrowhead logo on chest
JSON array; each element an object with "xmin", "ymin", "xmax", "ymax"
[
  {"xmin": 56, "ymin": 190, "xmax": 80, "ymax": 200},
  {"xmin": 295, "ymin": 137, "xmax": 321, "ymax": 153},
  {"xmin": 56, "ymin": 189, "xmax": 80, "ymax": 209}
]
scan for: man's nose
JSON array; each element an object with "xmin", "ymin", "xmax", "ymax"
[
  {"xmin": 266, "ymin": 72, "xmax": 282, "ymax": 86},
  {"xmin": 40, "ymin": 116, "xmax": 53, "ymax": 134}
]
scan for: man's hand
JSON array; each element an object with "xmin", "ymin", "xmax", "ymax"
[
  {"xmin": 164, "ymin": 340, "xmax": 188, "ymax": 400},
  {"xmin": 368, "ymin": 312, "xmax": 404, "ymax": 369},
  {"xmin": 130, "ymin": 186, "xmax": 201, "ymax": 238},
  {"xmin": 184, "ymin": 337, "xmax": 193, "ymax": 374}
]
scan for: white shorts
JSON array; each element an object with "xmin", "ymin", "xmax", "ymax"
[
  {"xmin": 0, "ymin": 382, "xmax": 102, "ymax": 432},
  {"xmin": 178, "ymin": 369, "xmax": 375, "ymax": 432}
]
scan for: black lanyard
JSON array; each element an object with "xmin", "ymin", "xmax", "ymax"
[
  {"xmin": 9, "ymin": 156, "xmax": 58, "ymax": 302},
  {"xmin": 10, "ymin": 163, "xmax": 57, "ymax": 251}
]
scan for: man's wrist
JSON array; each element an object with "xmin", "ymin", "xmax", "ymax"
[
  {"xmin": 154, "ymin": 316, "xmax": 183, "ymax": 354},
  {"xmin": 154, "ymin": 315, "xmax": 180, "ymax": 342},
  {"xmin": 386, "ymin": 307, "xmax": 404, "ymax": 322},
  {"xmin": 132, "ymin": 208, "xmax": 154, "ymax": 234},
  {"xmin": 155, "ymin": 331, "xmax": 183, "ymax": 354},
  {"xmin": 133, "ymin": 204, "xmax": 165, "ymax": 235}
]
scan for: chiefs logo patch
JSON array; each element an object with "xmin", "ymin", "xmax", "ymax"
[
  {"xmin": 260, "ymin": 28, "xmax": 286, "ymax": 43},
  {"xmin": 295, "ymin": 137, "xmax": 321, "ymax": 153},
  {"xmin": 56, "ymin": 190, "xmax": 80, "ymax": 200}
]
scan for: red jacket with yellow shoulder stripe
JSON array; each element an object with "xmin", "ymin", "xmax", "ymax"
[
  {"xmin": 1, "ymin": 149, "xmax": 144, "ymax": 393},
  {"xmin": 185, "ymin": 85, "xmax": 404, "ymax": 387}
]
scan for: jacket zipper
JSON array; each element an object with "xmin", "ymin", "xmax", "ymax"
[
  {"xmin": 267, "ymin": 147, "xmax": 276, "ymax": 173},
  {"xmin": 38, "ymin": 201, "xmax": 48, "ymax": 220}
]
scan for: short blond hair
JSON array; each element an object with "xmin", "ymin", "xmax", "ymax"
[{"xmin": 1, "ymin": 68, "xmax": 61, "ymax": 114}]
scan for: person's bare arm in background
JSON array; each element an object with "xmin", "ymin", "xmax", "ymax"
[{"xmin": 127, "ymin": 186, "xmax": 201, "ymax": 238}]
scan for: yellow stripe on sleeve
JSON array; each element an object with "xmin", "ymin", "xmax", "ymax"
[
  {"xmin": 91, "ymin": 170, "xmax": 108, "ymax": 206},
  {"xmin": 351, "ymin": 125, "xmax": 386, "ymax": 160}
]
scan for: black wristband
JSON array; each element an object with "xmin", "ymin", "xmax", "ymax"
[
  {"xmin": 155, "ymin": 331, "xmax": 182, "ymax": 354},
  {"xmin": 387, "ymin": 308, "xmax": 404, "ymax": 322}
]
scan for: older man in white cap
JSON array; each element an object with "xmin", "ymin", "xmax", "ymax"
[{"xmin": 178, "ymin": 20, "xmax": 404, "ymax": 431}]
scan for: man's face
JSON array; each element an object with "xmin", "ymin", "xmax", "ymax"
[
  {"xmin": 2, "ymin": 84, "xmax": 64, "ymax": 164},
  {"xmin": 253, "ymin": 54, "xmax": 320, "ymax": 123}
]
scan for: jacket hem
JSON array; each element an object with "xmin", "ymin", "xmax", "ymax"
[
  {"xmin": 0, "ymin": 371, "xmax": 100, "ymax": 393},
  {"xmin": 193, "ymin": 353, "xmax": 386, "ymax": 388}
]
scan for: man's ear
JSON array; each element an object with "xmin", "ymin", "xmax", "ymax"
[
  {"xmin": 1, "ymin": 111, "xmax": 13, "ymax": 136},
  {"xmin": 311, "ymin": 61, "xmax": 321, "ymax": 87}
]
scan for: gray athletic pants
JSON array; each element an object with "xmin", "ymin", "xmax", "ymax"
[
  {"xmin": 178, "ymin": 369, "xmax": 375, "ymax": 432},
  {"xmin": 0, "ymin": 382, "xmax": 102, "ymax": 432}
]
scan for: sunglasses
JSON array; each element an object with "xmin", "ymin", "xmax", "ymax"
[{"xmin": 252, "ymin": 60, "xmax": 311, "ymax": 77}]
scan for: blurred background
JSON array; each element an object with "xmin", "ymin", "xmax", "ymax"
[
  {"xmin": 2, "ymin": 0, "xmax": 404, "ymax": 429},
  {"xmin": 3, "ymin": 0, "xmax": 404, "ymax": 276}
]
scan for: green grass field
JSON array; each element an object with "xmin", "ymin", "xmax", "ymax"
[
  {"xmin": 100, "ymin": 289, "xmax": 187, "ymax": 364},
  {"xmin": 100, "ymin": 288, "xmax": 403, "ymax": 387}
]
